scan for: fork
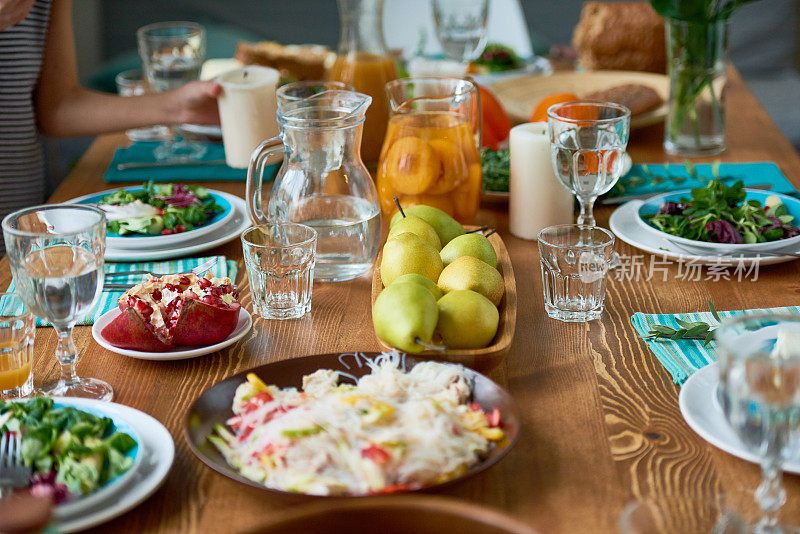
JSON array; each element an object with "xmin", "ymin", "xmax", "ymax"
[
  {"xmin": 0, "ymin": 432, "xmax": 31, "ymax": 498},
  {"xmin": 105, "ymin": 257, "xmax": 218, "ymax": 280}
]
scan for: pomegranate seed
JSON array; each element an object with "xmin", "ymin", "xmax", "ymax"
[
  {"xmin": 197, "ymin": 277, "xmax": 212, "ymax": 289},
  {"xmin": 134, "ymin": 300, "xmax": 153, "ymax": 317},
  {"xmin": 152, "ymin": 290, "xmax": 162, "ymax": 301},
  {"xmin": 161, "ymin": 229, "xmax": 173, "ymax": 235},
  {"xmin": 165, "ymin": 283, "xmax": 178, "ymax": 292},
  {"xmin": 201, "ymin": 295, "xmax": 218, "ymax": 305},
  {"xmin": 179, "ymin": 276, "xmax": 190, "ymax": 286},
  {"xmin": 175, "ymin": 225, "xmax": 185, "ymax": 233},
  {"xmin": 209, "ymin": 286, "xmax": 222, "ymax": 297},
  {"xmin": 220, "ymin": 285, "xmax": 233, "ymax": 294},
  {"xmin": 156, "ymin": 207, "xmax": 163, "ymax": 215}
]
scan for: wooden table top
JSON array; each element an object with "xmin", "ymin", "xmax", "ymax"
[{"xmin": 5, "ymin": 68, "xmax": 800, "ymax": 533}]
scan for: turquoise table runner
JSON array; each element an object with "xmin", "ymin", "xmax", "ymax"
[
  {"xmin": 0, "ymin": 256, "xmax": 238, "ymax": 327},
  {"xmin": 608, "ymin": 162, "xmax": 799, "ymax": 200},
  {"xmin": 631, "ymin": 305, "xmax": 800, "ymax": 385}
]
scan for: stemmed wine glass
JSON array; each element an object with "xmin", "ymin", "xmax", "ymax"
[
  {"xmin": 432, "ymin": 0, "xmax": 489, "ymax": 64},
  {"xmin": 2, "ymin": 205, "xmax": 112, "ymax": 400},
  {"xmin": 137, "ymin": 21, "xmax": 207, "ymax": 161},
  {"xmin": 547, "ymin": 101, "xmax": 631, "ymax": 227},
  {"xmin": 717, "ymin": 313, "xmax": 800, "ymax": 534}
]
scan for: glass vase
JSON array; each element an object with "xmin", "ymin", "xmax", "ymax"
[{"xmin": 664, "ymin": 18, "xmax": 729, "ymax": 157}]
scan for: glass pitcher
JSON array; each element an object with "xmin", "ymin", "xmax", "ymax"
[
  {"xmin": 376, "ymin": 77, "xmax": 482, "ymax": 224},
  {"xmin": 246, "ymin": 90, "xmax": 381, "ymax": 283}
]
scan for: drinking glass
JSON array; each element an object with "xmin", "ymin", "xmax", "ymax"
[
  {"xmin": 241, "ymin": 223, "xmax": 317, "ymax": 320},
  {"xmin": 716, "ymin": 314, "xmax": 800, "ymax": 534},
  {"xmin": 137, "ymin": 21, "xmax": 207, "ymax": 161},
  {"xmin": 115, "ymin": 69, "xmax": 171, "ymax": 142},
  {"xmin": 547, "ymin": 101, "xmax": 631, "ymax": 226},
  {"xmin": 537, "ymin": 225, "xmax": 619, "ymax": 323},
  {"xmin": 276, "ymin": 81, "xmax": 354, "ymax": 110},
  {"xmin": 432, "ymin": 0, "xmax": 490, "ymax": 63},
  {"xmin": 0, "ymin": 294, "xmax": 35, "ymax": 399},
  {"xmin": 2, "ymin": 205, "xmax": 111, "ymax": 400}
]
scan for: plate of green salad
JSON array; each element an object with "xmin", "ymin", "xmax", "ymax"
[
  {"xmin": 0, "ymin": 397, "xmax": 141, "ymax": 516},
  {"xmin": 69, "ymin": 182, "xmax": 235, "ymax": 250}
]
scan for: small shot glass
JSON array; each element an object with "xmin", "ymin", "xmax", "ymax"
[
  {"xmin": 537, "ymin": 225, "xmax": 619, "ymax": 323},
  {"xmin": 241, "ymin": 223, "xmax": 317, "ymax": 320},
  {"xmin": 0, "ymin": 293, "xmax": 35, "ymax": 399},
  {"xmin": 276, "ymin": 80, "xmax": 354, "ymax": 110},
  {"xmin": 115, "ymin": 69, "xmax": 170, "ymax": 142}
]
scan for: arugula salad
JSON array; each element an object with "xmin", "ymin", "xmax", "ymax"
[
  {"xmin": 0, "ymin": 397, "xmax": 137, "ymax": 503},
  {"xmin": 643, "ymin": 180, "xmax": 800, "ymax": 244},
  {"xmin": 481, "ymin": 148, "xmax": 510, "ymax": 193},
  {"xmin": 98, "ymin": 181, "xmax": 223, "ymax": 236}
]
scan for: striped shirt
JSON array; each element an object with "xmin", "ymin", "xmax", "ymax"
[{"xmin": 0, "ymin": 0, "xmax": 51, "ymax": 250}]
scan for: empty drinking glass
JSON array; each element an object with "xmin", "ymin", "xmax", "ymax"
[
  {"xmin": 137, "ymin": 21, "xmax": 207, "ymax": 161},
  {"xmin": 2, "ymin": 205, "xmax": 111, "ymax": 400},
  {"xmin": 432, "ymin": 0, "xmax": 490, "ymax": 63},
  {"xmin": 115, "ymin": 69, "xmax": 170, "ymax": 141},
  {"xmin": 717, "ymin": 314, "xmax": 800, "ymax": 534},
  {"xmin": 0, "ymin": 294, "xmax": 35, "ymax": 399},
  {"xmin": 241, "ymin": 223, "xmax": 317, "ymax": 320},
  {"xmin": 537, "ymin": 225, "xmax": 619, "ymax": 322},
  {"xmin": 548, "ymin": 101, "xmax": 631, "ymax": 226}
]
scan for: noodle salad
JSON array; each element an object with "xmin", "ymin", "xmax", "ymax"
[{"xmin": 208, "ymin": 353, "xmax": 505, "ymax": 496}]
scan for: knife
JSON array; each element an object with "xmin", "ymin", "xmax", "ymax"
[
  {"xmin": 117, "ymin": 159, "xmax": 227, "ymax": 170},
  {"xmin": 601, "ymin": 183, "xmax": 774, "ymax": 205}
]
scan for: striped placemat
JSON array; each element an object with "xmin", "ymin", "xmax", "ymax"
[
  {"xmin": 631, "ymin": 305, "xmax": 800, "ymax": 385},
  {"xmin": 0, "ymin": 256, "xmax": 238, "ymax": 327}
]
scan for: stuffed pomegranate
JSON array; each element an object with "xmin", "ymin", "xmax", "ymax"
[{"xmin": 101, "ymin": 272, "xmax": 240, "ymax": 351}]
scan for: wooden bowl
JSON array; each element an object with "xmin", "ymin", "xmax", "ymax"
[
  {"xmin": 371, "ymin": 229, "xmax": 517, "ymax": 372},
  {"xmin": 247, "ymin": 495, "xmax": 538, "ymax": 534}
]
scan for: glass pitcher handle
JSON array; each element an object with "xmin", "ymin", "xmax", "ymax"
[
  {"xmin": 466, "ymin": 77, "xmax": 482, "ymax": 150},
  {"xmin": 246, "ymin": 136, "xmax": 285, "ymax": 225}
]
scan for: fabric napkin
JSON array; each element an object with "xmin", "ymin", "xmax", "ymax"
[
  {"xmin": 103, "ymin": 141, "xmax": 279, "ymax": 183},
  {"xmin": 0, "ymin": 256, "xmax": 238, "ymax": 327},
  {"xmin": 631, "ymin": 305, "xmax": 800, "ymax": 385},
  {"xmin": 606, "ymin": 162, "xmax": 799, "ymax": 200}
]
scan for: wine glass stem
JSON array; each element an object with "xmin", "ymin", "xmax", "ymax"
[
  {"xmin": 755, "ymin": 453, "xmax": 786, "ymax": 532},
  {"xmin": 55, "ymin": 326, "xmax": 79, "ymax": 386},
  {"xmin": 577, "ymin": 197, "xmax": 596, "ymax": 227}
]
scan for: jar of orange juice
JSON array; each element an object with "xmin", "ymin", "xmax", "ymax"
[{"xmin": 377, "ymin": 78, "xmax": 482, "ymax": 224}]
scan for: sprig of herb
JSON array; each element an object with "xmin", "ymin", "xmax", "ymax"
[
  {"xmin": 481, "ymin": 148, "xmax": 510, "ymax": 192},
  {"xmin": 642, "ymin": 300, "xmax": 722, "ymax": 345},
  {"xmin": 609, "ymin": 159, "xmax": 740, "ymax": 197}
]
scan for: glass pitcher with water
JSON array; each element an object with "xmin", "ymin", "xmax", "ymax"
[{"xmin": 246, "ymin": 90, "xmax": 381, "ymax": 282}]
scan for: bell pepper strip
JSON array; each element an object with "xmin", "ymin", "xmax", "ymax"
[{"xmin": 361, "ymin": 444, "xmax": 391, "ymax": 465}]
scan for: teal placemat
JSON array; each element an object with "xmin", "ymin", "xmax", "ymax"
[
  {"xmin": 608, "ymin": 162, "xmax": 799, "ymax": 199},
  {"xmin": 632, "ymin": 305, "xmax": 800, "ymax": 385},
  {"xmin": 104, "ymin": 141, "xmax": 279, "ymax": 183},
  {"xmin": 0, "ymin": 256, "xmax": 238, "ymax": 327}
]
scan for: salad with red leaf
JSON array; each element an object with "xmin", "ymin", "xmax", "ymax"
[{"xmin": 644, "ymin": 180, "xmax": 799, "ymax": 244}]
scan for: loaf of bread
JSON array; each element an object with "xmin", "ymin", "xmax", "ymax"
[
  {"xmin": 584, "ymin": 83, "xmax": 663, "ymax": 116},
  {"xmin": 234, "ymin": 41, "xmax": 334, "ymax": 81},
  {"xmin": 572, "ymin": 2, "xmax": 666, "ymax": 73}
]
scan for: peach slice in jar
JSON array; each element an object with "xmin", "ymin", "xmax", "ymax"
[
  {"xmin": 384, "ymin": 136, "xmax": 441, "ymax": 195},
  {"xmin": 427, "ymin": 138, "xmax": 467, "ymax": 195}
]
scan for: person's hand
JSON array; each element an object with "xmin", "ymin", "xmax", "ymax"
[
  {"xmin": 171, "ymin": 80, "xmax": 222, "ymax": 125},
  {"xmin": 0, "ymin": 0, "xmax": 35, "ymax": 30}
]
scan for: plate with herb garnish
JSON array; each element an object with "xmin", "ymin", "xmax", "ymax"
[
  {"xmin": 68, "ymin": 182, "xmax": 235, "ymax": 249},
  {"xmin": 636, "ymin": 180, "xmax": 800, "ymax": 256}
]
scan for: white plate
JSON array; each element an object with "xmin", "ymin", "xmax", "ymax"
[
  {"xmin": 679, "ymin": 362, "xmax": 800, "ymax": 474},
  {"xmin": 66, "ymin": 188, "xmax": 237, "ymax": 250},
  {"xmin": 104, "ymin": 195, "xmax": 250, "ymax": 262},
  {"xmin": 92, "ymin": 307, "xmax": 252, "ymax": 361},
  {"xmin": 609, "ymin": 200, "xmax": 798, "ymax": 266},
  {"xmin": 48, "ymin": 398, "xmax": 174, "ymax": 533}
]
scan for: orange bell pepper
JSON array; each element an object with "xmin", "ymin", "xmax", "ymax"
[{"xmin": 478, "ymin": 85, "xmax": 511, "ymax": 150}]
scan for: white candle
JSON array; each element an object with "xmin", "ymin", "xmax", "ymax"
[
  {"xmin": 509, "ymin": 122, "xmax": 574, "ymax": 240},
  {"xmin": 216, "ymin": 66, "xmax": 280, "ymax": 169}
]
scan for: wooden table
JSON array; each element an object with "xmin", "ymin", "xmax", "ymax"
[{"xmin": 6, "ymin": 68, "xmax": 800, "ymax": 532}]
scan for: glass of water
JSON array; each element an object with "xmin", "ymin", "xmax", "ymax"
[
  {"xmin": 432, "ymin": 0, "xmax": 490, "ymax": 63},
  {"xmin": 548, "ymin": 101, "xmax": 631, "ymax": 227},
  {"xmin": 0, "ymin": 294, "xmax": 35, "ymax": 399},
  {"xmin": 241, "ymin": 223, "xmax": 317, "ymax": 320},
  {"xmin": 115, "ymin": 69, "xmax": 171, "ymax": 142},
  {"xmin": 136, "ymin": 21, "xmax": 206, "ymax": 161},
  {"xmin": 717, "ymin": 314, "xmax": 800, "ymax": 534},
  {"xmin": 2, "ymin": 205, "xmax": 111, "ymax": 400},
  {"xmin": 537, "ymin": 224, "xmax": 618, "ymax": 323}
]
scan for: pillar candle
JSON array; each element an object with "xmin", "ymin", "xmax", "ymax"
[
  {"xmin": 509, "ymin": 122, "xmax": 574, "ymax": 240},
  {"xmin": 216, "ymin": 66, "xmax": 280, "ymax": 169}
]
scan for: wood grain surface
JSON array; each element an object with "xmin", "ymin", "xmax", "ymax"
[{"xmin": 3, "ymin": 67, "xmax": 800, "ymax": 533}]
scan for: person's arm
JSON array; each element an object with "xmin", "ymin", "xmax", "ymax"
[
  {"xmin": 35, "ymin": 0, "xmax": 220, "ymax": 137},
  {"xmin": 0, "ymin": 0, "xmax": 35, "ymax": 30}
]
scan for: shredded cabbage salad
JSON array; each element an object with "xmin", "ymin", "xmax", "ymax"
[{"xmin": 209, "ymin": 353, "xmax": 505, "ymax": 496}]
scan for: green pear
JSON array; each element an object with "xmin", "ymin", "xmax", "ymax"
[
  {"xmin": 390, "ymin": 205, "xmax": 465, "ymax": 246},
  {"xmin": 387, "ymin": 215, "xmax": 441, "ymax": 250},
  {"xmin": 390, "ymin": 273, "xmax": 443, "ymax": 300},
  {"xmin": 440, "ymin": 233, "xmax": 497, "ymax": 268},
  {"xmin": 438, "ymin": 255, "xmax": 504, "ymax": 306},
  {"xmin": 436, "ymin": 290, "xmax": 499, "ymax": 349},
  {"xmin": 381, "ymin": 232, "xmax": 443, "ymax": 287},
  {"xmin": 373, "ymin": 282, "xmax": 438, "ymax": 353}
]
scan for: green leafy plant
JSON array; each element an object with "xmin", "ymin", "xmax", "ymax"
[
  {"xmin": 480, "ymin": 148, "xmax": 510, "ymax": 192},
  {"xmin": 642, "ymin": 300, "xmax": 722, "ymax": 345}
]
